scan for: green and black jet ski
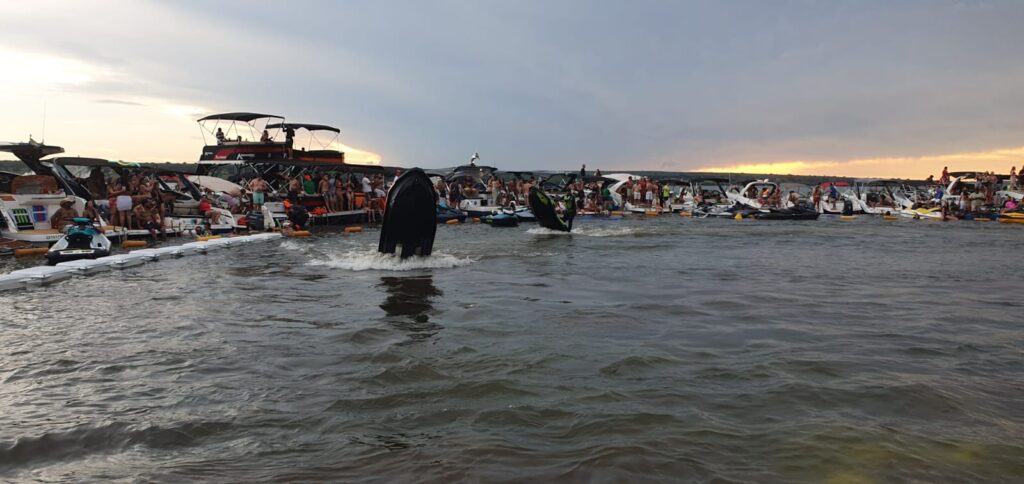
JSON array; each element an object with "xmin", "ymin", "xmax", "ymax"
[{"xmin": 528, "ymin": 186, "xmax": 574, "ymax": 232}]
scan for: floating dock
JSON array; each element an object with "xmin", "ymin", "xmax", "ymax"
[{"xmin": 0, "ymin": 233, "xmax": 283, "ymax": 292}]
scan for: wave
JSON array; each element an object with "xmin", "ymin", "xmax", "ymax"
[
  {"xmin": 306, "ymin": 249, "xmax": 474, "ymax": 271},
  {"xmin": 527, "ymin": 226, "xmax": 672, "ymax": 237}
]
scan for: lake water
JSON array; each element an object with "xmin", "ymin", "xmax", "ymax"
[{"xmin": 1, "ymin": 216, "xmax": 1022, "ymax": 482}]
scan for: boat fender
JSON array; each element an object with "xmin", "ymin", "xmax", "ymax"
[
  {"xmin": 445, "ymin": 219, "xmax": 460, "ymax": 225},
  {"xmin": 343, "ymin": 226, "xmax": 362, "ymax": 233},
  {"xmin": 14, "ymin": 247, "xmax": 48, "ymax": 257},
  {"xmin": 882, "ymin": 215, "xmax": 898, "ymax": 221},
  {"xmin": 123, "ymin": 240, "xmax": 148, "ymax": 248},
  {"xmin": 679, "ymin": 211, "xmax": 692, "ymax": 218},
  {"xmin": 196, "ymin": 235, "xmax": 222, "ymax": 241},
  {"xmin": 471, "ymin": 217, "xmax": 481, "ymax": 223},
  {"xmin": 734, "ymin": 213, "xmax": 743, "ymax": 220},
  {"xmin": 291, "ymin": 230, "xmax": 312, "ymax": 237},
  {"xmin": 610, "ymin": 210, "xmax": 625, "ymax": 216},
  {"xmin": 645, "ymin": 211, "xmax": 659, "ymax": 217},
  {"xmin": 840, "ymin": 215, "xmax": 856, "ymax": 221}
]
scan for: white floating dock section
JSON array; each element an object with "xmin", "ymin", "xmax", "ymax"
[
  {"xmin": 0, "ymin": 232, "xmax": 283, "ymax": 292},
  {"xmin": 0, "ymin": 274, "xmax": 28, "ymax": 291},
  {"xmin": 57, "ymin": 258, "xmax": 114, "ymax": 275},
  {"xmin": 9, "ymin": 266, "xmax": 73, "ymax": 286}
]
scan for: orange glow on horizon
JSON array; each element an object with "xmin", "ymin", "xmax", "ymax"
[{"xmin": 694, "ymin": 146, "xmax": 1024, "ymax": 179}]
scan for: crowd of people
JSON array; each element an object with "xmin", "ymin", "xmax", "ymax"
[{"xmin": 66, "ymin": 168, "xmax": 172, "ymax": 239}]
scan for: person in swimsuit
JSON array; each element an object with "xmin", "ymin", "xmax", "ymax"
[
  {"xmin": 319, "ymin": 174, "xmax": 333, "ymax": 212},
  {"xmin": 248, "ymin": 175, "xmax": 268, "ymax": 209}
]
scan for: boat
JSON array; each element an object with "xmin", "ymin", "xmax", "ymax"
[
  {"xmin": 45, "ymin": 217, "xmax": 111, "ymax": 264},
  {"xmin": 726, "ymin": 179, "xmax": 788, "ymax": 210},
  {"xmin": 53, "ymin": 157, "xmax": 239, "ymax": 236},
  {"xmin": 194, "ymin": 113, "xmax": 376, "ymax": 226},
  {"xmin": 848, "ymin": 179, "xmax": 914, "ymax": 216},
  {"xmin": 448, "ymin": 162, "xmax": 501, "ymax": 217},
  {"xmin": 0, "ymin": 140, "xmax": 90, "ymax": 245},
  {"xmin": 815, "ymin": 181, "xmax": 858, "ymax": 215},
  {"xmin": 481, "ymin": 212, "xmax": 519, "ymax": 227}
]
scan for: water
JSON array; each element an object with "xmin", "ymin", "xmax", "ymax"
[{"xmin": 1, "ymin": 216, "xmax": 1022, "ymax": 482}]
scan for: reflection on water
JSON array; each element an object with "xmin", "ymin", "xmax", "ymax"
[{"xmin": 379, "ymin": 275, "xmax": 443, "ymax": 342}]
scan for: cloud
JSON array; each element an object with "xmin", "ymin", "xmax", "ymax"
[
  {"xmin": 2, "ymin": 0, "xmax": 1024, "ymax": 172},
  {"xmin": 94, "ymin": 99, "xmax": 145, "ymax": 106}
]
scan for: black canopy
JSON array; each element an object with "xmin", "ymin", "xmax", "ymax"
[
  {"xmin": 197, "ymin": 112, "xmax": 282, "ymax": 122},
  {"xmin": 265, "ymin": 123, "xmax": 340, "ymax": 133}
]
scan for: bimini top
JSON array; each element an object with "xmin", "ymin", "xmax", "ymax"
[
  {"xmin": 0, "ymin": 141, "xmax": 65, "ymax": 162},
  {"xmin": 51, "ymin": 157, "xmax": 140, "ymax": 169},
  {"xmin": 197, "ymin": 112, "xmax": 283, "ymax": 123},
  {"xmin": 265, "ymin": 123, "xmax": 340, "ymax": 133}
]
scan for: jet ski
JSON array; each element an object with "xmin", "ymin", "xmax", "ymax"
[
  {"xmin": 750, "ymin": 206, "xmax": 820, "ymax": 220},
  {"xmin": 502, "ymin": 201, "xmax": 536, "ymax": 222},
  {"xmin": 528, "ymin": 187, "xmax": 573, "ymax": 231},
  {"xmin": 481, "ymin": 212, "xmax": 519, "ymax": 227},
  {"xmin": 46, "ymin": 217, "xmax": 112, "ymax": 265},
  {"xmin": 436, "ymin": 204, "xmax": 467, "ymax": 224},
  {"xmin": 379, "ymin": 168, "xmax": 438, "ymax": 258}
]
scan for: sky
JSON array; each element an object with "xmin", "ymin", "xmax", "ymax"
[{"xmin": 1, "ymin": 0, "xmax": 1023, "ymax": 178}]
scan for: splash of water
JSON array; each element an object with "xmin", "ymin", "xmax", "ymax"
[
  {"xmin": 527, "ymin": 226, "xmax": 671, "ymax": 237},
  {"xmin": 307, "ymin": 249, "xmax": 475, "ymax": 271}
]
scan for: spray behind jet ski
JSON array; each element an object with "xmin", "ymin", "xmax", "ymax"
[{"xmin": 379, "ymin": 168, "xmax": 438, "ymax": 258}]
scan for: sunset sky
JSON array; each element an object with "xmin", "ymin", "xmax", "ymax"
[{"xmin": 2, "ymin": 0, "xmax": 1023, "ymax": 177}]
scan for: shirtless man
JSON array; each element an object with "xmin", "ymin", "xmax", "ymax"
[
  {"xmin": 319, "ymin": 174, "xmax": 333, "ymax": 212},
  {"xmin": 51, "ymin": 198, "xmax": 80, "ymax": 229},
  {"xmin": 248, "ymin": 175, "xmax": 268, "ymax": 209}
]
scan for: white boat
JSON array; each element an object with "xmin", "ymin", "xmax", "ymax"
[
  {"xmin": 847, "ymin": 179, "xmax": 913, "ymax": 216},
  {"xmin": 0, "ymin": 140, "xmax": 87, "ymax": 245},
  {"xmin": 726, "ymin": 179, "xmax": 784, "ymax": 209}
]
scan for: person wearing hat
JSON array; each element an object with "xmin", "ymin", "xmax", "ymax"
[{"xmin": 51, "ymin": 197, "xmax": 80, "ymax": 229}]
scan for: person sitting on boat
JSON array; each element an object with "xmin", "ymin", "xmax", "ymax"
[
  {"xmin": 260, "ymin": 129, "xmax": 271, "ymax": 143},
  {"xmin": 216, "ymin": 128, "xmax": 226, "ymax": 144},
  {"xmin": 81, "ymin": 200, "xmax": 102, "ymax": 224},
  {"xmin": 198, "ymin": 195, "xmax": 221, "ymax": 225},
  {"xmin": 51, "ymin": 198, "xmax": 80, "ymax": 230},
  {"xmin": 285, "ymin": 193, "xmax": 309, "ymax": 230},
  {"xmin": 134, "ymin": 199, "xmax": 166, "ymax": 240}
]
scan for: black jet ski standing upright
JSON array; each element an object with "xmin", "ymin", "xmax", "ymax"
[
  {"xmin": 379, "ymin": 168, "xmax": 438, "ymax": 258},
  {"xmin": 528, "ymin": 186, "xmax": 573, "ymax": 232}
]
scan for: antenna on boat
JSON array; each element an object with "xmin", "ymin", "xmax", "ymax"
[{"xmin": 41, "ymin": 100, "xmax": 47, "ymax": 143}]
